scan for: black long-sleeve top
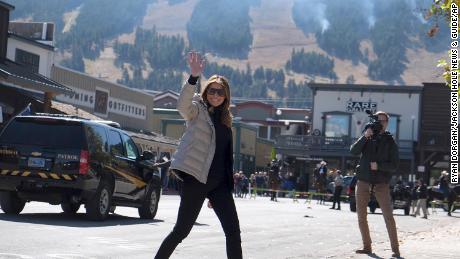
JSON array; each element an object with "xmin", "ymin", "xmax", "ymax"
[{"xmin": 207, "ymin": 106, "xmax": 233, "ymax": 185}]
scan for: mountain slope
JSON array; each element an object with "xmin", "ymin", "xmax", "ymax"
[
  {"xmin": 85, "ymin": 0, "xmax": 446, "ymax": 85},
  {"xmin": 8, "ymin": 0, "xmax": 447, "ymax": 86}
]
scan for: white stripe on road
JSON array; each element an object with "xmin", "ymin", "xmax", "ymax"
[
  {"xmin": 0, "ymin": 253, "xmax": 33, "ymax": 259},
  {"xmin": 87, "ymin": 236, "xmax": 150, "ymax": 251},
  {"xmin": 46, "ymin": 254, "xmax": 96, "ymax": 259}
]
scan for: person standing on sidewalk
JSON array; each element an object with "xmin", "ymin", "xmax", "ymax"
[
  {"xmin": 412, "ymin": 179, "xmax": 428, "ymax": 219},
  {"xmin": 410, "ymin": 181, "xmax": 419, "ymax": 215},
  {"xmin": 330, "ymin": 170, "xmax": 344, "ymax": 210},
  {"xmin": 154, "ymin": 52, "xmax": 242, "ymax": 259},
  {"xmin": 350, "ymin": 111, "xmax": 400, "ymax": 258}
]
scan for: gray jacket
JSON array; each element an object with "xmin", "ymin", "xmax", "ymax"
[{"xmin": 169, "ymin": 82, "xmax": 216, "ymax": 184}]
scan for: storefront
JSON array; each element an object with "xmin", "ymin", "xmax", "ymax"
[{"xmin": 276, "ymin": 83, "xmax": 423, "ymax": 188}]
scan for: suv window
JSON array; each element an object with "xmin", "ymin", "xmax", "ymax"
[
  {"xmin": 0, "ymin": 118, "xmax": 84, "ymax": 149},
  {"xmin": 85, "ymin": 125, "xmax": 108, "ymax": 154},
  {"xmin": 108, "ymin": 130, "xmax": 124, "ymax": 156},
  {"xmin": 122, "ymin": 134, "xmax": 139, "ymax": 160}
]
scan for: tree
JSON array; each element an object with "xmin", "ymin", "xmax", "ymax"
[
  {"xmin": 427, "ymin": 0, "xmax": 459, "ymax": 89},
  {"xmin": 346, "ymin": 75, "xmax": 356, "ymax": 84}
]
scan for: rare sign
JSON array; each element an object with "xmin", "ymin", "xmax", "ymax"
[{"xmin": 346, "ymin": 101, "xmax": 377, "ymax": 113}]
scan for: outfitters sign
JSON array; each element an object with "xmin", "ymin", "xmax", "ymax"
[{"xmin": 346, "ymin": 101, "xmax": 377, "ymax": 113}]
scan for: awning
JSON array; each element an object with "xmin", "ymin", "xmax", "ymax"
[{"xmin": 0, "ymin": 58, "xmax": 73, "ymax": 95}]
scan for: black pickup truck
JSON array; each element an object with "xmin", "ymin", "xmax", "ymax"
[{"xmin": 0, "ymin": 115, "xmax": 161, "ymax": 221}]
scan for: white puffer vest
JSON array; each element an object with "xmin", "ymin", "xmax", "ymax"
[{"xmin": 169, "ymin": 82, "xmax": 216, "ymax": 184}]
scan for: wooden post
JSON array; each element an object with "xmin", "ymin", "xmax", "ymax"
[{"xmin": 43, "ymin": 92, "xmax": 54, "ymax": 113}]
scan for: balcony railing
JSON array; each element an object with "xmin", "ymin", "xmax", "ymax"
[{"xmin": 276, "ymin": 135, "xmax": 414, "ymax": 155}]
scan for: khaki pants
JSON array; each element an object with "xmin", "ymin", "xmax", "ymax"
[
  {"xmin": 415, "ymin": 198, "xmax": 428, "ymax": 217},
  {"xmin": 356, "ymin": 180, "xmax": 399, "ymax": 253}
]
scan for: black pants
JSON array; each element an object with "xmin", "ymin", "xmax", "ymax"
[
  {"xmin": 155, "ymin": 174, "xmax": 242, "ymax": 259},
  {"xmin": 332, "ymin": 186, "xmax": 343, "ymax": 209}
]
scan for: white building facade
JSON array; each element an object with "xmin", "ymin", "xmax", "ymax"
[
  {"xmin": 275, "ymin": 83, "xmax": 423, "ymax": 185},
  {"xmin": 310, "ymin": 84, "xmax": 422, "ymax": 142}
]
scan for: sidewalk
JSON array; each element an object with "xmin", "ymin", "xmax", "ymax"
[{"xmin": 336, "ymin": 211, "xmax": 460, "ymax": 259}]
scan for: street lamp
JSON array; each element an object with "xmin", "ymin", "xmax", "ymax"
[
  {"xmin": 305, "ymin": 115, "xmax": 311, "ymax": 134},
  {"xmin": 411, "ymin": 115, "xmax": 415, "ymax": 142},
  {"xmin": 276, "ymin": 109, "xmax": 282, "ymax": 116}
]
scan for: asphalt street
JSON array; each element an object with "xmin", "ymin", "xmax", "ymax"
[{"xmin": 0, "ymin": 195, "xmax": 458, "ymax": 259}]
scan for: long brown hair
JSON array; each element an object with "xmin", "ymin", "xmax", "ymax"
[{"xmin": 201, "ymin": 75, "xmax": 233, "ymax": 128}]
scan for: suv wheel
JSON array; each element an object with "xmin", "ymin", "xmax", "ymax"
[
  {"xmin": 349, "ymin": 198, "xmax": 356, "ymax": 212},
  {"xmin": 0, "ymin": 191, "xmax": 26, "ymax": 215},
  {"xmin": 404, "ymin": 205, "xmax": 410, "ymax": 215},
  {"xmin": 138, "ymin": 186, "xmax": 160, "ymax": 219},
  {"xmin": 369, "ymin": 203, "xmax": 377, "ymax": 214},
  {"xmin": 61, "ymin": 202, "xmax": 81, "ymax": 214},
  {"xmin": 86, "ymin": 181, "xmax": 112, "ymax": 221}
]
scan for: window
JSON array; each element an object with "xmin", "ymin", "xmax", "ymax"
[
  {"xmin": 15, "ymin": 49, "xmax": 40, "ymax": 73},
  {"xmin": 387, "ymin": 115, "xmax": 400, "ymax": 140},
  {"xmin": 85, "ymin": 125, "xmax": 108, "ymax": 154},
  {"xmin": 0, "ymin": 118, "xmax": 84, "ymax": 149},
  {"xmin": 270, "ymin": 126, "xmax": 281, "ymax": 140},
  {"xmin": 122, "ymin": 134, "xmax": 139, "ymax": 160},
  {"xmin": 258, "ymin": 126, "xmax": 267, "ymax": 138},
  {"xmin": 324, "ymin": 113, "xmax": 350, "ymax": 137},
  {"xmin": 108, "ymin": 130, "xmax": 124, "ymax": 156}
]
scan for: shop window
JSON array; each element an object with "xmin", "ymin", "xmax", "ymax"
[
  {"xmin": 387, "ymin": 114, "xmax": 400, "ymax": 140},
  {"xmin": 323, "ymin": 113, "xmax": 351, "ymax": 137}
]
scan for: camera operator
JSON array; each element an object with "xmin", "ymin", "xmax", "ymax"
[{"xmin": 350, "ymin": 111, "xmax": 400, "ymax": 257}]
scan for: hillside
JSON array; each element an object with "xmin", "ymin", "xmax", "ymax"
[
  {"xmin": 83, "ymin": 0, "xmax": 445, "ymax": 86},
  {"xmin": 8, "ymin": 0, "xmax": 448, "ymax": 98}
]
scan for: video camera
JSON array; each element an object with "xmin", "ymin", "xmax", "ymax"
[{"xmin": 363, "ymin": 110, "xmax": 383, "ymax": 136}]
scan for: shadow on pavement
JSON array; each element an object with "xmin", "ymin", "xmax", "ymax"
[
  {"xmin": 0, "ymin": 212, "xmax": 164, "ymax": 227},
  {"xmin": 367, "ymin": 253, "xmax": 405, "ymax": 259},
  {"xmin": 367, "ymin": 212, "xmax": 410, "ymax": 217},
  {"xmin": 367, "ymin": 253, "xmax": 384, "ymax": 259},
  {"xmin": 193, "ymin": 222, "xmax": 209, "ymax": 226}
]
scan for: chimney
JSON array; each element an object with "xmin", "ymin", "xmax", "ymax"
[{"xmin": 0, "ymin": 1, "xmax": 14, "ymax": 60}]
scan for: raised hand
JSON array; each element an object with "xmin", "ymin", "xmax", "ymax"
[{"xmin": 188, "ymin": 51, "xmax": 205, "ymax": 77}]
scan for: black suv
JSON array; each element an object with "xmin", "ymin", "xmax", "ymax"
[{"xmin": 0, "ymin": 115, "xmax": 161, "ymax": 221}]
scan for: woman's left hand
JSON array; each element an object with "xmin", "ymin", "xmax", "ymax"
[{"xmin": 188, "ymin": 51, "xmax": 205, "ymax": 77}]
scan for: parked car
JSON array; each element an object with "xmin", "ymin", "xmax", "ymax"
[
  {"xmin": 428, "ymin": 184, "xmax": 460, "ymax": 212},
  {"xmin": 347, "ymin": 176, "xmax": 411, "ymax": 215},
  {"xmin": 0, "ymin": 115, "xmax": 161, "ymax": 221},
  {"xmin": 347, "ymin": 176, "xmax": 358, "ymax": 212}
]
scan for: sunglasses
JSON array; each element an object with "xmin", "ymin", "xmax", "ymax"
[{"xmin": 207, "ymin": 88, "xmax": 225, "ymax": 97}]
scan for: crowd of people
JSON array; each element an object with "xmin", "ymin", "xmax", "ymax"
[{"xmin": 231, "ymin": 170, "xmax": 299, "ymax": 200}]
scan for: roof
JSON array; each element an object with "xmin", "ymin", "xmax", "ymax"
[
  {"xmin": 0, "ymin": 58, "xmax": 73, "ymax": 95},
  {"xmin": 8, "ymin": 33, "xmax": 55, "ymax": 51},
  {"xmin": 235, "ymin": 101, "xmax": 274, "ymax": 109},
  {"xmin": 51, "ymin": 100, "xmax": 102, "ymax": 120},
  {"xmin": 308, "ymin": 83, "xmax": 423, "ymax": 93},
  {"xmin": 0, "ymin": 1, "xmax": 14, "ymax": 11},
  {"xmin": 127, "ymin": 131, "xmax": 179, "ymax": 146},
  {"xmin": 154, "ymin": 90, "xmax": 179, "ymax": 101}
]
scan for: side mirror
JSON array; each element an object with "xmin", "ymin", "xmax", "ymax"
[{"xmin": 142, "ymin": 150, "xmax": 154, "ymax": 160}]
